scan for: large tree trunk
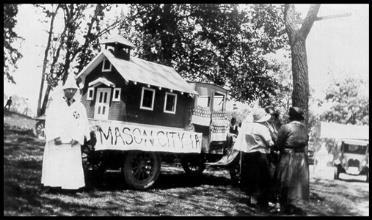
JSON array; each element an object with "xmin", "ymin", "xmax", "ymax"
[
  {"xmin": 284, "ymin": 4, "xmax": 320, "ymax": 125},
  {"xmin": 290, "ymin": 39, "xmax": 309, "ymax": 122},
  {"xmin": 284, "ymin": 4, "xmax": 320, "ymax": 202}
]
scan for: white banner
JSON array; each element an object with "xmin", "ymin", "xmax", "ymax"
[{"xmin": 89, "ymin": 119, "xmax": 202, "ymax": 153}]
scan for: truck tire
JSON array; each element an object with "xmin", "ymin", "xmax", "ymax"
[
  {"xmin": 181, "ymin": 155, "xmax": 205, "ymax": 176},
  {"xmin": 122, "ymin": 151, "xmax": 161, "ymax": 190}
]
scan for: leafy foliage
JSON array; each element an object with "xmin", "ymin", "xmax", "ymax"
[
  {"xmin": 319, "ymin": 77, "xmax": 369, "ymax": 125},
  {"xmin": 120, "ymin": 4, "xmax": 288, "ymax": 102},
  {"xmin": 37, "ymin": 4, "xmax": 120, "ymax": 115},
  {"xmin": 4, "ymin": 4, "xmax": 24, "ymax": 84}
]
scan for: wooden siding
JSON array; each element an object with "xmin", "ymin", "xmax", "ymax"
[{"xmin": 81, "ymin": 59, "xmax": 194, "ymax": 128}]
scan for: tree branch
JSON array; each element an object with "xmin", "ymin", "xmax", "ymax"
[
  {"xmin": 315, "ymin": 13, "xmax": 351, "ymax": 21},
  {"xmin": 299, "ymin": 4, "xmax": 321, "ymax": 38},
  {"xmin": 283, "ymin": 4, "xmax": 298, "ymax": 42}
]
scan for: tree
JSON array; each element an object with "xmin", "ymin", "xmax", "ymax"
[
  {"xmin": 36, "ymin": 4, "xmax": 60, "ymax": 116},
  {"xmin": 4, "ymin": 4, "xmax": 23, "ymax": 84},
  {"xmin": 120, "ymin": 4, "xmax": 288, "ymax": 103},
  {"xmin": 319, "ymin": 77, "xmax": 369, "ymax": 125},
  {"xmin": 283, "ymin": 4, "xmax": 321, "ymax": 124},
  {"xmin": 37, "ymin": 4, "xmax": 120, "ymax": 116}
]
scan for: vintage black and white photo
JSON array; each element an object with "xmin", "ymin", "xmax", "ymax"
[{"xmin": 3, "ymin": 3, "xmax": 369, "ymax": 216}]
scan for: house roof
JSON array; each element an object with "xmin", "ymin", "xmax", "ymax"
[
  {"xmin": 77, "ymin": 50, "xmax": 198, "ymax": 95},
  {"xmin": 100, "ymin": 35, "xmax": 135, "ymax": 48}
]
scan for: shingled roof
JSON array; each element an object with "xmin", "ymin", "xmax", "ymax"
[{"xmin": 77, "ymin": 50, "xmax": 197, "ymax": 95}]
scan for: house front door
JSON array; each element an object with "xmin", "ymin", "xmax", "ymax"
[{"xmin": 94, "ymin": 87, "xmax": 111, "ymax": 120}]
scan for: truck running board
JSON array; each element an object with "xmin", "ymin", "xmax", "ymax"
[{"xmin": 205, "ymin": 150, "xmax": 240, "ymax": 167}]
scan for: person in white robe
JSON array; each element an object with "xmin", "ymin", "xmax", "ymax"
[{"xmin": 41, "ymin": 75, "xmax": 90, "ymax": 191}]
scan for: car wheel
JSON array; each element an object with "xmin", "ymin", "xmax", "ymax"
[
  {"xmin": 181, "ymin": 155, "xmax": 206, "ymax": 176},
  {"xmin": 122, "ymin": 151, "xmax": 161, "ymax": 190}
]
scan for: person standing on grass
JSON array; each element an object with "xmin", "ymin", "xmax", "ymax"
[
  {"xmin": 234, "ymin": 107, "xmax": 274, "ymax": 210},
  {"xmin": 41, "ymin": 74, "xmax": 90, "ymax": 193},
  {"xmin": 264, "ymin": 106, "xmax": 282, "ymax": 210},
  {"xmin": 276, "ymin": 106, "xmax": 309, "ymax": 215},
  {"xmin": 4, "ymin": 96, "xmax": 12, "ymax": 110}
]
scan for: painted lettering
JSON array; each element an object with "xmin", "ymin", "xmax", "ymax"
[
  {"xmin": 132, "ymin": 128, "xmax": 142, "ymax": 144},
  {"xmin": 157, "ymin": 131, "xmax": 167, "ymax": 147},
  {"xmin": 99, "ymin": 126, "xmax": 113, "ymax": 145},
  {"xmin": 122, "ymin": 127, "xmax": 133, "ymax": 145},
  {"xmin": 92, "ymin": 121, "xmax": 202, "ymax": 153},
  {"xmin": 114, "ymin": 127, "xmax": 125, "ymax": 146}
]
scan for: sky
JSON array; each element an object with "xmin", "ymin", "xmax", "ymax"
[{"xmin": 3, "ymin": 4, "xmax": 369, "ymax": 116}]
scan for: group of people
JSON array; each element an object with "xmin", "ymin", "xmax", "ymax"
[{"xmin": 232, "ymin": 105, "xmax": 309, "ymax": 215}]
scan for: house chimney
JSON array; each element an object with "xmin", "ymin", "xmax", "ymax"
[{"xmin": 101, "ymin": 35, "xmax": 135, "ymax": 61}]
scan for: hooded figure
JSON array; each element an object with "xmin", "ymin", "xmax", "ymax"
[{"xmin": 41, "ymin": 75, "xmax": 90, "ymax": 191}]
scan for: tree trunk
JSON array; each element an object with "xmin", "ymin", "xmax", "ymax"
[
  {"xmin": 40, "ymin": 85, "xmax": 52, "ymax": 116},
  {"xmin": 37, "ymin": 5, "xmax": 60, "ymax": 116},
  {"xmin": 284, "ymin": 4, "xmax": 320, "ymax": 126},
  {"xmin": 290, "ymin": 38, "xmax": 309, "ymax": 122}
]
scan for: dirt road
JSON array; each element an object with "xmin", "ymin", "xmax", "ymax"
[{"xmin": 3, "ymin": 119, "xmax": 369, "ymax": 216}]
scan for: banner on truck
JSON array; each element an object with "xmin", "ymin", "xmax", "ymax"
[{"xmin": 89, "ymin": 120, "xmax": 202, "ymax": 153}]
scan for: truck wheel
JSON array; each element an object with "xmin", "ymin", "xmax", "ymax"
[
  {"xmin": 334, "ymin": 167, "xmax": 339, "ymax": 180},
  {"xmin": 122, "ymin": 151, "xmax": 161, "ymax": 190},
  {"xmin": 181, "ymin": 155, "xmax": 205, "ymax": 176}
]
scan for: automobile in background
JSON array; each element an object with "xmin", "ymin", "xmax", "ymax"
[{"xmin": 333, "ymin": 139, "xmax": 369, "ymax": 182}]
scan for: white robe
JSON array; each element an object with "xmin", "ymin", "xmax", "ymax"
[{"xmin": 41, "ymin": 94, "xmax": 90, "ymax": 189}]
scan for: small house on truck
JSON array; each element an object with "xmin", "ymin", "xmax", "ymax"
[{"xmin": 76, "ymin": 36, "xmax": 231, "ymax": 189}]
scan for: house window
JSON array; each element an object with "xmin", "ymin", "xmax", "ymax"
[
  {"xmin": 164, "ymin": 92, "xmax": 177, "ymax": 114},
  {"xmin": 213, "ymin": 92, "xmax": 225, "ymax": 112},
  {"xmin": 112, "ymin": 88, "xmax": 121, "ymax": 102},
  {"xmin": 197, "ymin": 96, "xmax": 210, "ymax": 107},
  {"xmin": 102, "ymin": 58, "xmax": 112, "ymax": 72},
  {"xmin": 87, "ymin": 87, "xmax": 94, "ymax": 100},
  {"xmin": 140, "ymin": 87, "xmax": 155, "ymax": 111}
]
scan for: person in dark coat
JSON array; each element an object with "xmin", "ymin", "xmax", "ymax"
[{"xmin": 276, "ymin": 106, "xmax": 309, "ymax": 215}]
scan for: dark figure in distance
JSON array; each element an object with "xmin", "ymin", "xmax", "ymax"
[{"xmin": 4, "ymin": 96, "xmax": 12, "ymax": 110}]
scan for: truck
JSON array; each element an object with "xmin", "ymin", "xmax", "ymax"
[{"xmin": 37, "ymin": 35, "xmax": 239, "ymax": 190}]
